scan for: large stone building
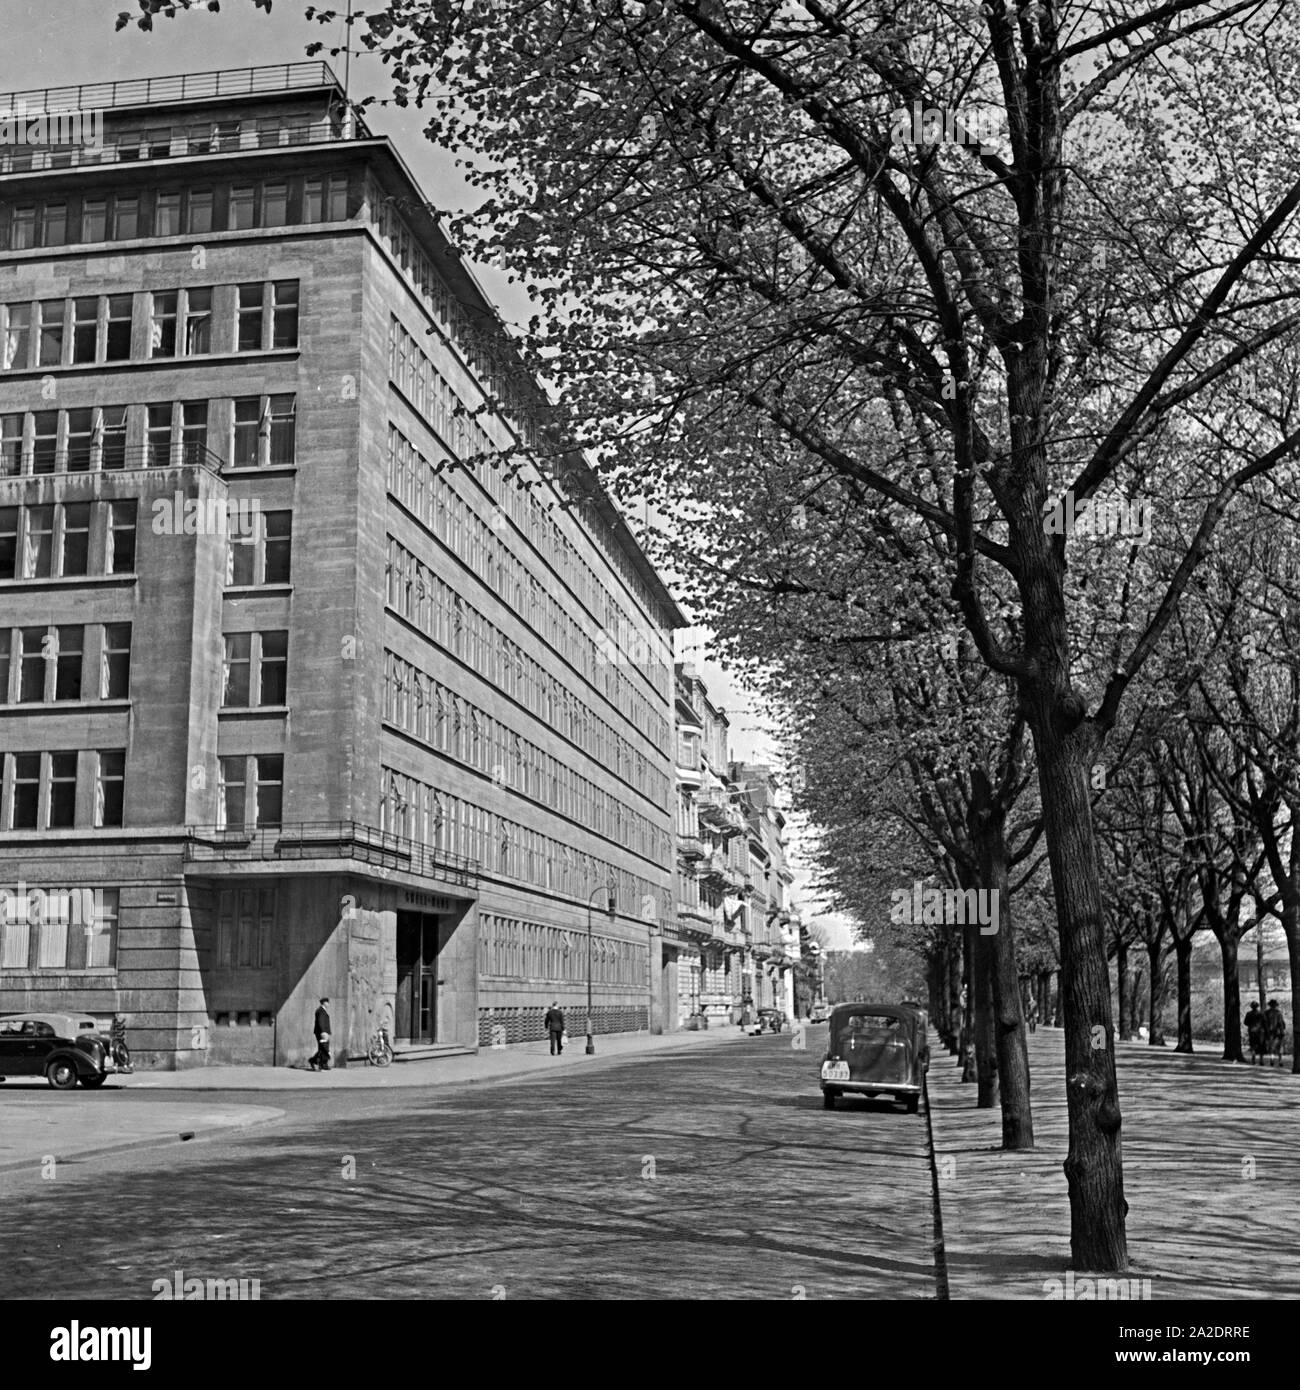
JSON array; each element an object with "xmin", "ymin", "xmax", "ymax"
[{"xmin": 0, "ymin": 63, "xmax": 684, "ymax": 1067}]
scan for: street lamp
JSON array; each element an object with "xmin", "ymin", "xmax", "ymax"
[{"xmin": 587, "ymin": 883, "xmax": 617, "ymax": 1055}]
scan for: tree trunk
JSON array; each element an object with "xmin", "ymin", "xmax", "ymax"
[
  {"xmin": 1114, "ymin": 935, "xmax": 1128, "ymax": 1043},
  {"xmin": 968, "ymin": 918, "xmax": 999, "ymax": 1109},
  {"xmin": 1128, "ymin": 965, "xmax": 1144, "ymax": 1037},
  {"xmin": 970, "ymin": 769, "xmax": 1032, "ymax": 1148},
  {"xmin": 1027, "ymin": 711, "xmax": 1128, "ymax": 1270},
  {"xmin": 1146, "ymin": 944, "xmax": 1167, "ymax": 1046},
  {"xmin": 960, "ymin": 924, "xmax": 977, "ymax": 1081},
  {"xmin": 1038, "ymin": 969, "xmax": 1052, "ymax": 1026},
  {"xmin": 1174, "ymin": 935, "xmax": 1194, "ymax": 1053},
  {"xmin": 946, "ymin": 930, "xmax": 962, "ymax": 1054},
  {"xmin": 1282, "ymin": 894, "xmax": 1300, "ymax": 1074},
  {"xmin": 1218, "ymin": 934, "xmax": 1244, "ymax": 1063}
]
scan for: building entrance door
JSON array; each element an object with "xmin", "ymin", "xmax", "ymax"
[{"xmin": 395, "ymin": 911, "xmax": 440, "ymax": 1044}]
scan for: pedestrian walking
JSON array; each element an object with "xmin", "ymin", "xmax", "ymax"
[
  {"xmin": 310, "ymin": 997, "xmax": 331, "ymax": 1071},
  {"xmin": 544, "ymin": 1000, "xmax": 565, "ymax": 1055},
  {"xmin": 1025, "ymin": 993, "xmax": 1039, "ymax": 1034},
  {"xmin": 1264, "ymin": 998, "xmax": 1287, "ymax": 1067},
  {"xmin": 1244, "ymin": 1001, "xmax": 1265, "ymax": 1064}
]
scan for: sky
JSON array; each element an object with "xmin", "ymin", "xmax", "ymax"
[{"xmin": 0, "ymin": 0, "xmax": 860, "ymax": 947}]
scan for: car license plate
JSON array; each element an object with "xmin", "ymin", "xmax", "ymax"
[{"xmin": 822, "ymin": 1061, "xmax": 849, "ymax": 1082}]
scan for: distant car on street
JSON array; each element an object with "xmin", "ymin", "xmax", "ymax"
[
  {"xmin": 809, "ymin": 1002, "xmax": 831, "ymax": 1023},
  {"xmin": 0, "ymin": 1013, "xmax": 132, "ymax": 1090},
  {"xmin": 819, "ymin": 1003, "xmax": 928, "ymax": 1114},
  {"xmin": 747, "ymin": 1007, "xmax": 787, "ymax": 1035}
]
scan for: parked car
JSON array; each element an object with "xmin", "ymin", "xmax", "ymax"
[
  {"xmin": 809, "ymin": 1002, "xmax": 831, "ymax": 1023},
  {"xmin": 819, "ymin": 1003, "xmax": 929, "ymax": 1113},
  {"xmin": 0, "ymin": 1013, "xmax": 131, "ymax": 1090},
  {"xmin": 747, "ymin": 1008, "xmax": 787, "ymax": 1035}
]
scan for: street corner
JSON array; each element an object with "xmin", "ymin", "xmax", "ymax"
[{"xmin": 0, "ymin": 1096, "xmax": 286, "ymax": 1176}]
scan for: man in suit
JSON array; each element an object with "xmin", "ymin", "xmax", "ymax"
[
  {"xmin": 544, "ymin": 1001, "xmax": 565, "ymax": 1056},
  {"xmin": 310, "ymin": 997, "xmax": 331, "ymax": 1071}
]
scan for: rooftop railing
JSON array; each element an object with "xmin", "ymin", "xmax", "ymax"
[
  {"xmin": 185, "ymin": 820, "xmax": 480, "ymax": 891},
  {"xmin": 0, "ymin": 63, "xmax": 343, "ymax": 117}
]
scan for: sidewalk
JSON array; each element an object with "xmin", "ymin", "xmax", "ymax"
[
  {"xmin": 927, "ymin": 1026, "xmax": 1300, "ymax": 1299},
  {"xmin": 129, "ymin": 1021, "xmax": 752, "ymax": 1091}
]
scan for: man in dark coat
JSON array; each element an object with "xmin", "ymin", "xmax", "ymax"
[
  {"xmin": 1244, "ymin": 1001, "xmax": 1265, "ymax": 1063},
  {"xmin": 1264, "ymin": 999, "xmax": 1287, "ymax": 1065},
  {"xmin": 544, "ymin": 1001, "xmax": 565, "ymax": 1056},
  {"xmin": 310, "ymin": 997, "xmax": 331, "ymax": 1071}
]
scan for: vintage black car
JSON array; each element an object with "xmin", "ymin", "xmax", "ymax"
[
  {"xmin": 819, "ymin": 1003, "xmax": 929, "ymax": 1113},
  {"xmin": 0, "ymin": 1013, "xmax": 130, "ymax": 1090},
  {"xmin": 747, "ymin": 1007, "xmax": 787, "ymax": 1035}
]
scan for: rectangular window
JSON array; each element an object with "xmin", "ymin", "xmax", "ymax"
[
  {"xmin": 150, "ymin": 290, "xmax": 176, "ymax": 357},
  {"xmin": 66, "ymin": 408, "xmax": 93, "ymax": 471},
  {"xmin": 38, "ymin": 300, "xmax": 64, "ymax": 366},
  {"xmin": 0, "ymin": 507, "xmax": 16, "ymax": 578},
  {"xmin": 19, "ymin": 626, "xmax": 46, "ymax": 701},
  {"xmin": 31, "ymin": 410, "xmax": 57, "ymax": 474},
  {"xmin": 81, "ymin": 197, "xmax": 108, "ymax": 241},
  {"xmin": 10, "ymin": 752, "xmax": 39, "ymax": 828},
  {"xmin": 99, "ymin": 406, "xmax": 127, "ymax": 470},
  {"xmin": 267, "ymin": 394, "xmax": 295, "ymax": 465},
  {"xmin": 259, "ymin": 630, "xmax": 287, "ymax": 705},
  {"xmin": 218, "ymin": 755, "xmax": 245, "ymax": 828},
  {"xmin": 254, "ymin": 754, "xmax": 283, "ymax": 827},
  {"xmin": 48, "ymin": 751, "xmax": 77, "ymax": 827},
  {"xmin": 186, "ymin": 188, "xmax": 214, "ymax": 234},
  {"xmin": 72, "ymin": 298, "xmax": 98, "ymax": 363},
  {"xmin": 3, "ymin": 304, "xmax": 30, "ymax": 369},
  {"xmin": 222, "ymin": 632, "xmax": 251, "ymax": 706},
  {"xmin": 1, "ymin": 415, "xmax": 21, "ymax": 476},
  {"xmin": 112, "ymin": 194, "xmax": 139, "ymax": 240},
  {"xmin": 214, "ymin": 120, "xmax": 241, "ymax": 152},
  {"xmin": 264, "ymin": 511, "xmax": 292, "ymax": 584},
  {"xmin": 107, "ymin": 500, "xmax": 136, "ymax": 574},
  {"xmin": 94, "ymin": 750, "xmax": 125, "ymax": 828},
  {"xmin": 146, "ymin": 404, "xmax": 173, "ymax": 466},
  {"xmin": 180, "ymin": 400, "xmax": 208, "ymax": 462},
  {"xmin": 54, "ymin": 625, "xmax": 83, "ymax": 700},
  {"xmin": 60, "ymin": 503, "xmax": 91, "ymax": 576},
  {"xmin": 105, "ymin": 295, "xmax": 132, "ymax": 360},
  {"xmin": 23, "ymin": 505, "xmax": 53, "ymax": 578},
  {"xmin": 101, "ymin": 623, "xmax": 131, "ymax": 699},
  {"xmin": 0, "ymin": 629, "xmax": 9, "ymax": 704},
  {"xmin": 229, "ymin": 186, "xmax": 256, "ymax": 230},
  {"xmin": 154, "ymin": 190, "xmax": 181, "ymax": 237},
  {"xmin": 237, "ymin": 284, "xmax": 263, "ymax": 351},
  {"xmin": 262, "ymin": 182, "xmax": 288, "ymax": 227},
  {"xmin": 10, "ymin": 207, "xmax": 35, "ymax": 251},
  {"xmin": 40, "ymin": 204, "xmax": 67, "ymax": 247},
  {"xmin": 182, "ymin": 287, "xmax": 212, "ymax": 355},
  {"xmin": 271, "ymin": 281, "xmax": 298, "ymax": 348},
  {"xmin": 227, "ymin": 528, "xmax": 255, "ymax": 586},
  {"xmin": 232, "ymin": 397, "xmax": 259, "ymax": 466},
  {"xmin": 78, "ymin": 886, "xmax": 119, "ymax": 965}
]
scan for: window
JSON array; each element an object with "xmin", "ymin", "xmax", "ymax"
[
  {"xmin": 112, "ymin": 195, "xmax": 139, "ymax": 240},
  {"xmin": 262, "ymin": 182, "xmax": 288, "ymax": 227},
  {"xmin": 259, "ymin": 630, "xmax": 287, "ymax": 704},
  {"xmin": 0, "ymin": 508, "xmax": 15, "ymax": 578},
  {"xmin": 107, "ymin": 500, "xmax": 136, "ymax": 573},
  {"xmin": 227, "ymin": 510, "xmax": 291, "ymax": 587},
  {"xmin": 215, "ymin": 886, "xmax": 274, "ymax": 969},
  {"xmin": 85, "ymin": 889, "xmax": 119, "ymax": 965},
  {"xmin": 218, "ymin": 755, "xmax": 245, "ymax": 828},
  {"xmin": 40, "ymin": 204, "xmax": 67, "ymax": 247},
  {"xmin": 23, "ymin": 505, "xmax": 53, "ymax": 578},
  {"xmin": 105, "ymin": 295, "xmax": 132, "ymax": 360},
  {"xmin": 72, "ymin": 298, "xmax": 98, "ymax": 363},
  {"xmin": 214, "ymin": 120, "xmax": 241, "ymax": 152},
  {"xmin": 1, "ymin": 415, "xmax": 21, "ymax": 476},
  {"xmin": 182, "ymin": 287, "xmax": 212, "ymax": 355},
  {"xmin": 222, "ymin": 632, "xmax": 251, "ymax": 705},
  {"xmin": 227, "ymin": 527, "xmax": 255, "ymax": 586},
  {"xmin": 81, "ymin": 198, "xmax": 108, "ymax": 241},
  {"xmin": 232, "ymin": 397, "xmax": 259, "ymax": 466},
  {"xmin": 150, "ymin": 290, "xmax": 176, "ymax": 356},
  {"xmin": 254, "ymin": 754, "xmax": 283, "ymax": 827},
  {"xmin": 3, "ymin": 304, "xmax": 30, "ymax": 369},
  {"xmin": 154, "ymin": 190, "xmax": 181, "ymax": 237},
  {"xmin": 48, "ymin": 751, "xmax": 77, "ymax": 827},
  {"xmin": 101, "ymin": 624, "xmax": 131, "ymax": 699},
  {"xmin": 237, "ymin": 284, "xmax": 263, "ymax": 350},
  {"xmin": 31, "ymin": 411, "xmax": 56, "ymax": 474},
  {"xmin": 229, "ymin": 186, "xmax": 255, "ymax": 230},
  {"xmin": 95, "ymin": 750, "xmax": 125, "ymax": 828},
  {"xmin": 66, "ymin": 408, "xmax": 93, "ymax": 471},
  {"xmin": 0, "ymin": 629, "xmax": 8, "ymax": 703},
  {"xmin": 268, "ymin": 394, "xmax": 295, "ymax": 465},
  {"xmin": 99, "ymin": 406, "xmax": 127, "ymax": 470},
  {"xmin": 146, "ymin": 404, "xmax": 173, "ymax": 466},
  {"xmin": 60, "ymin": 503, "xmax": 90, "ymax": 575},
  {"xmin": 186, "ymin": 188, "xmax": 214, "ymax": 234},
  {"xmin": 38, "ymin": 300, "xmax": 64, "ymax": 366},
  {"xmin": 304, "ymin": 174, "xmax": 348, "ymax": 222},
  {"xmin": 10, "ymin": 752, "xmax": 39, "ymax": 828},
  {"xmin": 10, "ymin": 207, "xmax": 35, "ymax": 251},
  {"xmin": 19, "ymin": 627, "xmax": 46, "ymax": 701},
  {"xmin": 271, "ymin": 281, "xmax": 298, "ymax": 347},
  {"xmin": 264, "ymin": 511, "xmax": 291, "ymax": 583},
  {"xmin": 180, "ymin": 400, "xmax": 208, "ymax": 462},
  {"xmin": 54, "ymin": 625, "xmax": 83, "ymax": 700}
]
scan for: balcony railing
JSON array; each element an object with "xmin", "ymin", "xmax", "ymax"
[
  {"xmin": 184, "ymin": 820, "xmax": 479, "ymax": 890},
  {"xmin": 697, "ymin": 790, "xmax": 745, "ymax": 837},
  {"xmin": 676, "ymin": 833, "xmax": 706, "ymax": 861},
  {"xmin": 2, "ymin": 442, "xmax": 226, "ymax": 480},
  {"xmin": 0, "ymin": 62, "xmax": 344, "ymax": 117}
]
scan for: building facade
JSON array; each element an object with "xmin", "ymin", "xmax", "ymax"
[{"xmin": 0, "ymin": 64, "xmax": 684, "ymax": 1067}]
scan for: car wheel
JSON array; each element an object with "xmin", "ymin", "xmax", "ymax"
[
  {"xmin": 906, "ymin": 1094, "xmax": 920, "ymax": 1114},
  {"xmin": 80, "ymin": 1074, "xmax": 108, "ymax": 1089},
  {"xmin": 47, "ymin": 1060, "xmax": 80, "ymax": 1090},
  {"xmin": 822, "ymin": 1090, "xmax": 836, "ymax": 1110}
]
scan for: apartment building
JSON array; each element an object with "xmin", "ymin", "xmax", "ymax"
[{"xmin": 0, "ymin": 63, "xmax": 683, "ymax": 1067}]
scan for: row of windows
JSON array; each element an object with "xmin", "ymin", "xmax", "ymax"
[
  {"xmin": 382, "ymin": 653, "xmax": 669, "ymax": 864},
  {"xmin": 389, "ymin": 421, "xmax": 670, "ymax": 717},
  {"xmin": 378, "ymin": 769, "xmax": 671, "ymax": 919},
  {"xmin": 0, "ymin": 888, "xmax": 119, "ymax": 971},
  {"xmin": 373, "ymin": 193, "xmax": 676, "ymax": 634},
  {"xmin": 0, "ymin": 501, "xmax": 136, "ymax": 580},
  {"xmin": 1, "ymin": 173, "xmax": 350, "ymax": 250},
  {"xmin": 222, "ymin": 631, "xmax": 288, "ymax": 709},
  {"xmin": 0, "ymin": 623, "xmax": 130, "ymax": 705},
  {"xmin": 385, "ymin": 537, "xmax": 670, "ymax": 808},
  {"xmin": 478, "ymin": 911, "xmax": 649, "ymax": 986},
  {"xmin": 0, "ymin": 396, "xmax": 295, "ymax": 476},
  {"xmin": 0, "ymin": 281, "xmax": 298, "ymax": 371},
  {"xmin": 388, "ymin": 326, "xmax": 671, "ymax": 705},
  {"xmin": 0, "ymin": 750, "xmax": 124, "ymax": 829}
]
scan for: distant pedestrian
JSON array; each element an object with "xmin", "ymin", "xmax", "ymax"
[
  {"xmin": 1264, "ymin": 999, "xmax": 1287, "ymax": 1067},
  {"xmin": 1026, "ymin": 994, "xmax": 1039, "ymax": 1034},
  {"xmin": 1244, "ymin": 1001, "xmax": 1265, "ymax": 1064},
  {"xmin": 310, "ymin": 997, "xmax": 331, "ymax": 1071},
  {"xmin": 544, "ymin": 1001, "xmax": 565, "ymax": 1056}
]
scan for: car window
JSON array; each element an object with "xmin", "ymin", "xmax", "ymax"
[
  {"xmin": 845, "ymin": 1014, "xmax": 901, "ymax": 1031},
  {"xmin": 30, "ymin": 1021, "xmax": 55, "ymax": 1037}
]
